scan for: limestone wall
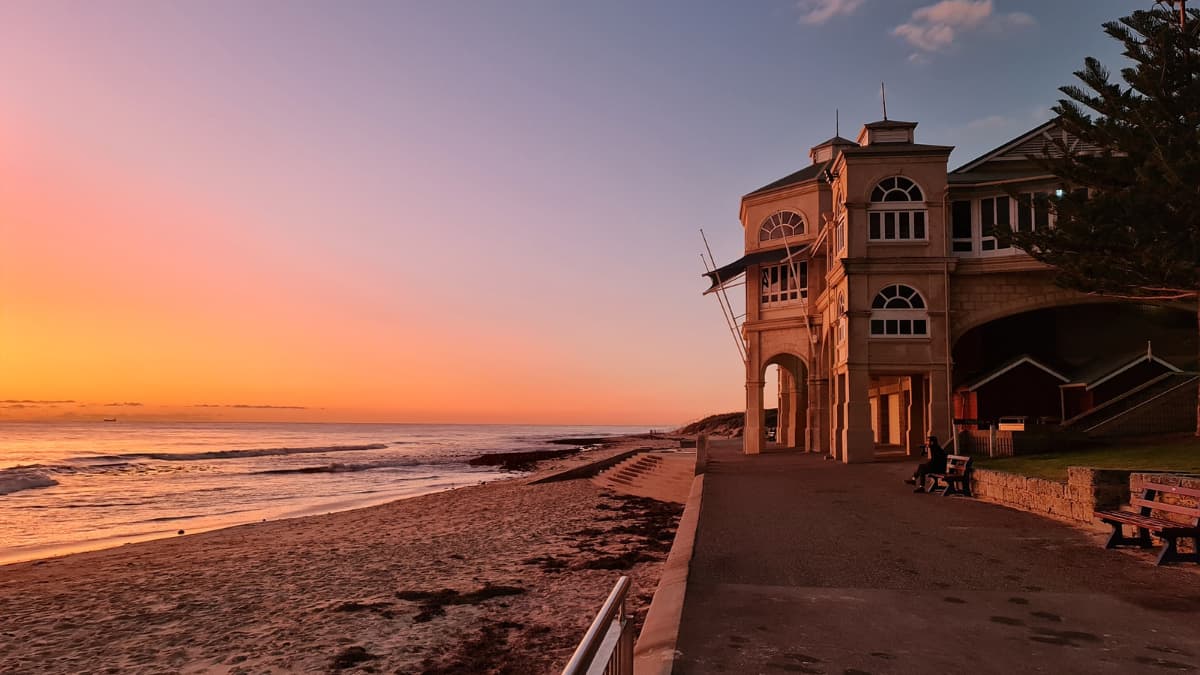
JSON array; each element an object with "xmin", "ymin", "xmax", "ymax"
[{"xmin": 969, "ymin": 466, "xmax": 1134, "ymax": 528}]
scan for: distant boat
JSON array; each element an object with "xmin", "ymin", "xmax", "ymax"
[{"xmin": 102, "ymin": 418, "xmax": 117, "ymax": 422}]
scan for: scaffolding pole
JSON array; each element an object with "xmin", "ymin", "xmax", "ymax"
[{"xmin": 700, "ymin": 230, "xmax": 748, "ymax": 365}]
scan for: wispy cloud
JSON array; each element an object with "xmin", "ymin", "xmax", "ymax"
[
  {"xmin": 797, "ymin": 0, "xmax": 866, "ymax": 25},
  {"xmin": 192, "ymin": 403, "xmax": 308, "ymax": 410},
  {"xmin": 1, "ymin": 399, "xmax": 76, "ymax": 404},
  {"xmin": 966, "ymin": 114, "xmax": 1011, "ymax": 131},
  {"xmin": 893, "ymin": 1, "xmax": 1035, "ymax": 60},
  {"xmin": 104, "ymin": 401, "xmax": 144, "ymax": 407}
]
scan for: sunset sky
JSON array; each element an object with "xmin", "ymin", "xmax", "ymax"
[{"xmin": 1, "ymin": 1, "xmax": 1132, "ymax": 425}]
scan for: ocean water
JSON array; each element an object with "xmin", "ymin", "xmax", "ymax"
[{"xmin": 0, "ymin": 422, "xmax": 647, "ymax": 565}]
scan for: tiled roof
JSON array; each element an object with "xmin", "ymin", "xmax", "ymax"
[{"xmin": 744, "ymin": 162, "xmax": 829, "ymax": 198}]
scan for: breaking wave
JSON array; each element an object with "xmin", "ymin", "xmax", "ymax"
[
  {"xmin": 0, "ymin": 468, "xmax": 60, "ymax": 496},
  {"xmin": 67, "ymin": 443, "xmax": 390, "ymax": 463}
]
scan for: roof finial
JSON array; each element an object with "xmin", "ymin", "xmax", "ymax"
[
  {"xmin": 835, "ymin": 108, "xmax": 840, "ymax": 137},
  {"xmin": 881, "ymin": 82, "xmax": 888, "ymax": 121}
]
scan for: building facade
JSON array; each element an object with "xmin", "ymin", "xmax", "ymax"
[{"xmin": 705, "ymin": 118, "xmax": 1195, "ymax": 462}]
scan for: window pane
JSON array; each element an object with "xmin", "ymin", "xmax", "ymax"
[
  {"xmin": 885, "ymin": 319, "xmax": 899, "ymax": 334},
  {"xmin": 871, "ymin": 320, "xmax": 885, "ymax": 334},
  {"xmin": 1018, "ymin": 194, "xmax": 1033, "ymax": 232},
  {"xmin": 899, "ymin": 320, "xmax": 912, "ymax": 335},
  {"xmin": 884, "ymin": 212, "xmax": 896, "ymax": 239},
  {"xmin": 982, "ymin": 240, "xmax": 995, "ymax": 251},
  {"xmin": 953, "ymin": 241, "xmax": 973, "ymax": 252},
  {"xmin": 996, "ymin": 196, "xmax": 1010, "ymax": 226},
  {"xmin": 981, "ymin": 198, "xmax": 995, "ymax": 237},
  {"xmin": 913, "ymin": 319, "xmax": 927, "ymax": 335},
  {"xmin": 899, "ymin": 212, "xmax": 910, "ymax": 239},
  {"xmin": 951, "ymin": 201, "xmax": 972, "ymax": 238},
  {"xmin": 871, "ymin": 187, "xmax": 885, "ymax": 202},
  {"xmin": 914, "ymin": 211, "xmax": 926, "ymax": 239},
  {"xmin": 1034, "ymin": 192, "xmax": 1050, "ymax": 228},
  {"xmin": 869, "ymin": 212, "xmax": 881, "ymax": 239}
]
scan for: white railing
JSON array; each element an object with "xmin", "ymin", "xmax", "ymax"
[{"xmin": 560, "ymin": 576, "xmax": 634, "ymax": 675}]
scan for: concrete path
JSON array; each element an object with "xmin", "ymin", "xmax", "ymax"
[{"xmin": 673, "ymin": 441, "xmax": 1200, "ymax": 674}]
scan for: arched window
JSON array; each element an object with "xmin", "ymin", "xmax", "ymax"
[
  {"xmin": 759, "ymin": 211, "xmax": 806, "ymax": 242},
  {"xmin": 870, "ymin": 176, "xmax": 923, "ymax": 202},
  {"xmin": 868, "ymin": 177, "xmax": 927, "ymax": 242},
  {"xmin": 870, "ymin": 284, "xmax": 928, "ymax": 337}
]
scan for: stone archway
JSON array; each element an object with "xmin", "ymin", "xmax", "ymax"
[{"xmin": 762, "ymin": 352, "xmax": 809, "ymax": 451}]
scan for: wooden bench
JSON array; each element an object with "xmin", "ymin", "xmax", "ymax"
[
  {"xmin": 925, "ymin": 454, "xmax": 973, "ymax": 497},
  {"xmin": 1094, "ymin": 480, "xmax": 1200, "ymax": 566}
]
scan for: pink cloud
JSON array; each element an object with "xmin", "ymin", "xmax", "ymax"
[
  {"xmin": 797, "ymin": 0, "xmax": 866, "ymax": 25},
  {"xmin": 893, "ymin": 1, "xmax": 1036, "ymax": 59}
]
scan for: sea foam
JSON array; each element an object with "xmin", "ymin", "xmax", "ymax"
[{"xmin": 0, "ymin": 469, "xmax": 59, "ymax": 496}]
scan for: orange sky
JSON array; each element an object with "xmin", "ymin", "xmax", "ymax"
[{"xmin": 0, "ymin": 117, "xmax": 734, "ymax": 425}]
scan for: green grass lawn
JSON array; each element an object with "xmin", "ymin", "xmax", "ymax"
[{"xmin": 975, "ymin": 438, "xmax": 1200, "ymax": 482}]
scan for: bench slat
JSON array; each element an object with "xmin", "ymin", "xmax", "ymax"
[
  {"xmin": 1131, "ymin": 482, "xmax": 1200, "ymax": 499},
  {"xmin": 1094, "ymin": 511, "xmax": 1200, "ymax": 533},
  {"xmin": 1130, "ymin": 498, "xmax": 1200, "ymax": 519}
]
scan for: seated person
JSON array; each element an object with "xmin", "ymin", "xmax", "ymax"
[{"xmin": 905, "ymin": 435, "xmax": 947, "ymax": 493}]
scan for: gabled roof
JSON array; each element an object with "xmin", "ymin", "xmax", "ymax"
[
  {"xmin": 958, "ymin": 355, "xmax": 1070, "ymax": 392},
  {"xmin": 744, "ymin": 162, "xmax": 829, "ymax": 199},
  {"xmin": 841, "ymin": 143, "xmax": 953, "ymax": 157},
  {"xmin": 950, "ymin": 117, "xmax": 1102, "ymax": 178},
  {"xmin": 1064, "ymin": 348, "xmax": 1181, "ymax": 389},
  {"xmin": 813, "ymin": 135, "xmax": 858, "ymax": 147},
  {"xmin": 951, "ymin": 119, "xmax": 1059, "ymax": 175},
  {"xmin": 863, "ymin": 119, "xmax": 918, "ymax": 129}
]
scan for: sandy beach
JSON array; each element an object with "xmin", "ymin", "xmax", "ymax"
[{"xmin": 0, "ymin": 437, "xmax": 686, "ymax": 674}]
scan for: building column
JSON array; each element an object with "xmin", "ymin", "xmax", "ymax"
[
  {"xmin": 927, "ymin": 369, "xmax": 951, "ymax": 449},
  {"xmin": 842, "ymin": 368, "xmax": 875, "ymax": 463},
  {"xmin": 788, "ymin": 378, "xmax": 806, "ymax": 449},
  {"xmin": 745, "ymin": 379, "xmax": 764, "ymax": 455},
  {"xmin": 807, "ymin": 377, "xmax": 828, "ymax": 454},
  {"xmin": 907, "ymin": 375, "xmax": 926, "ymax": 456},
  {"xmin": 777, "ymin": 369, "xmax": 791, "ymax": 449},
  {"xmin": 832, "ymin": 372, "xmax": 845, "ymax": 461}
]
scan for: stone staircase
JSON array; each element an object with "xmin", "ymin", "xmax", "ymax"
[{"xmin": 592, "ymin": 451, "xmax": 695, "ymax": 504}]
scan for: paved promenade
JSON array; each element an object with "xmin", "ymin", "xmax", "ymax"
[{"xmin": 673, "ymin": 441, "xmax": 1200, "ymax": 674}]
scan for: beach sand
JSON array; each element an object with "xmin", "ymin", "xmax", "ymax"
[{"xmin": 0, "ymin": 437, "xmax": 686, "ymax": 674}]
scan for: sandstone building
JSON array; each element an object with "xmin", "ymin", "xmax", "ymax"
[{"xmin": 704, "ymin": 118, "xmax": 1196, "ymax": 462}]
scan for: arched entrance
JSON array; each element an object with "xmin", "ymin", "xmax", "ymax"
[{"xmin": 757, "ymin": 353, "xmax": 808, "ymax": 452}]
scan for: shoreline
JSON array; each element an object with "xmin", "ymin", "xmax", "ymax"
[
  {"xmin": 0, "ymin": 435, "xmax": 642, "ymax": 568},
  {"xmin": 0, "ymin": 435, "xmax": 687, "ymax": 673}
]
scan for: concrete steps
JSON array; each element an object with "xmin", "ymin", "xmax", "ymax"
[{"xmin": 592, "ymin": 451, "xmax": 696, "ymax": 504}]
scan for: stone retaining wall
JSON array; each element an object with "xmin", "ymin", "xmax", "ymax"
[{"xmin": 970, "ymin": 467, "xmax": 1134, "ymax": 528}]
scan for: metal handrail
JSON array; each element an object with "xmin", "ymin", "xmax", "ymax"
[{"xmin": 560, "ymin": 576, "xmax": 632, "ymax": 675}]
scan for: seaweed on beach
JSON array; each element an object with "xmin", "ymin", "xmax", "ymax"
[
  {"xmin": 396, "ymin": 585, "xmax": 526, "ymax": 623},
  {"xmin": 581, "ymin": 549, "xmax": 660, "ymax": 570},
  {"xmin": 418, "ymin": 619, "xmax": 562, "ymax": 675},
  {"xmin": 521, "ymin": 555, "xmax": 568, "ymax": 572},
  {"xmin": 329, "ymin": 645, "xmax": 378, "ymax": 670},
  {"xmin": 329, "ymin": 600, "xmax": 395, "ymax": 619}
]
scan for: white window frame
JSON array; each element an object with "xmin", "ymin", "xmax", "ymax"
[
  {"xmin": 952, "ymin": 193, "xmax": 1058, "ymax": 258},
  {"xmin": 760, "ymin": 261, "xmax": 808, "ymax": 307},
  {"xmin": 869, "ymin": 284, "xmax": 929, "ymax": 338},
  {"xmin": 759, "ymin": 211, "xmax": 806, "ymax": 243},
  {"xmin": 868, "ymin": 177, "xmax": 927, "ymax": 243}
]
